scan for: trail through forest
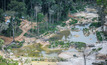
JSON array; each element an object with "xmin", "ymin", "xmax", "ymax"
[{"xmin": 0, "ymin": 20, "xmax": 36, "ymax": 44}]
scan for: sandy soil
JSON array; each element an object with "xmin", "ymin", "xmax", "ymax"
[
  {"xmin": 31, "ymin": 61, "xmax": 57, "ymax": 65},
  {"xmin": 0, "ymin": 36, "xmax": 13, "ymax": 44},
  {"xmin": 59, "ymin": 52, "xmax": 82, "ymax": 59},
  {"xmin": 0, "ymin": 51, "xmax": 4, "ymax": 56}
]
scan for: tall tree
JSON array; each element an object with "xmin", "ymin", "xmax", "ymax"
[
  {"xmin": 34, "ymin": 6, "xmax": 41, "ymax": 35},
  {"xmin": 8, "ymin": 0, "xmax": 26, "ymax": 17},
  {"xmin": 97, "ymin": 0, "xmax": 107, "ymax": 31},
  {"xmin": 0, "ymin": 9, "xmax": 5, "ymax": 23},
  {"xmin": 0, "ymin": 23, "xmax": 8, "ymax": 33}
]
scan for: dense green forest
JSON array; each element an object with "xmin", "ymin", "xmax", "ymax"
[
  {"xmin": 0, "ymin": 0, "xmax": 101, "ymax": 37},
  {"xmin": 0, "ymin": 0, "xmax": 106, "ymax": 36}
]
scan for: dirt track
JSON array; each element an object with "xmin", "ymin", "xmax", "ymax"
[{"xmin": 0, "ymin": 20, "xmax": 36, "ymax": 45}]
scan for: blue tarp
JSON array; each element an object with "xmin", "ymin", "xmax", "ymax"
[{"xmin": 6, "ymin": 19, "xmax": 10, "ymax": 24}]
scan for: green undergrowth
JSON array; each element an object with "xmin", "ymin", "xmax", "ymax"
[
  {"xmin": 92, "ymin": 17, "xmax": 97, "ymax": 21},
  {"xmin": 83, "ymin": 28, "xmax": 90, "ymax": 36},
  {"xmin": 102, "ymin": 32, "xmax": 107, "ymax": 40},
  {"xmin": 92, "ymin": 48, "xmax": 102, "ymax": 52},
  {"xmin": 0, "ymin": 55, "xmax": 18, "ymax": 65},
  {"xmin": 49, "ymin": 30, "xmax": 70, "ymax": 41},
  {"xmin": 24, "ymin": 21, "xmax": 67, "ymax": 37},
  {"xmin": 96, "ymin": 31, "xmax": 103, "ymax": 41},
  {"xmin": 71, "ymin": 27, "xmax": 79, "ymax": 32},
  {"xmin": 5, "ymin": 40, "xmax": 25, "ymax": 50},
  {"xmin": 69, "ymin": 18, "xmax": 78, "ymax": 25},
  {"xmin": 49, "ymin": 41, "xmax": 86, "ymax": 49},
  {"xmin": 71, "ymin": 3, "xmax": 86, "ymax": 13},
  {"xmin": 89, "ymin": 22, "xmax": 101, "ymax": 28},
  {"xmin": 11, "ymin": 43, "xmax": 62, "ymax": 57}
]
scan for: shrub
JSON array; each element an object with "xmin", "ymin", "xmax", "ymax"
[
  {"xmin": 83, "ymin": 28, "xmax": 89, "ymax": 32},
  {"xmin": 6, "ymin": 40, "xmax": 24, "ymax": 49},
  {"xmin": 24, "ymin": 33, "xmax": 28, "ymax": 36},
  {"xmin": 61, "ymin": 22, "xmax": 66, "ymax": 27},
  {"xmin": 92, "ymin": 17, "xmax": 97, "ymax": 21},
  {"xmin": 69, "ymin": 18, "xmax": 78, "ymax": 25},
  {"xmin": 89, "ymin": 22, "xmax": 101, "ymax": 28},
  {"xmin": 96, "ymin": 31, "xmax": 103, "ymax": 41},
  {"xmin": 72, "ymin": 42, "xmax": 86, "ymax": 49},
  {"xmin": 0, "ymin": 55, "xmax": 18, "ymax": 65},
  {"xmin": 92, "ymin": 48, "xmax": 102, "ymax": 52},
  {"xmin": 71, "ymin": 27, "xmax": 79, "ymax": 32},
  {"xmin": 49, "ymin": 41, "xmax": 65, "ymax": 48}
]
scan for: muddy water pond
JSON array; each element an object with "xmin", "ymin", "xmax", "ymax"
[
  {"xmin": 12, "ymin": 43, "xmax": 63, "ymax": 57},
  {"xmin": 49, "ymin": 30, "xmax": 70, "ymax": 41},
  {"xmin": 12, "ymin": 43, "xmax": 78, "ymax": 59},
  {"xmin": 68, "ymin": 24, "xmax": 97, "ymax": 44},
  {"xmin": 49, "ymin": 24, "xmax": 97, "ymax": 44}
]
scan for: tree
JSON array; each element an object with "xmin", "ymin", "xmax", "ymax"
[
  {"xmin": 97, "ymin": 0, "xmax": 107, "ymax": 31},
  {"xmin": 34, "ymin": 6, "xmax": 41, "ymax": 35},
  {"xmin": 49, "ymin": 8, "xmax": 54, "ymax": 23},
  {"xmin": 32, "ymin": 0, "xmax": 42, "ymax": 35},
  {"xmin": 37, "ymin": 13, "xmax": 44, "ymax": 22},
  {"xmin": 10, "ymin": 17, "xmax": 15, "ymax": 42},
  {"xmin": 43, "ymin": 0, "xmax": 55, "ymax": 23},
  {"xmin": 0, "ymin": 0, "xmax": 11, "ymax": 11},
  {"xmin": 37, "ymin": 13, "xmax": 45, "ymax": 35},
  {"xmin": 82, "ymin": 47, "xmax": 86, "ymax": 65},
  {"xmin": 8, "ymin": 0, "xmax": 26, "ymax": 17},
  {"xmin": 0, "ymin": 9, "xmax": 5, "ymax": 23},
  {"xmin": 0, "ymin": 23, "xmax": 8, "ymax": 33},
  {"xmin": 2, "ymin": 10, "xmax": 21, "ymax": 42},
  {"xmin": 0, "ymin": 39, "xmax": 4, "ymax": 50}
]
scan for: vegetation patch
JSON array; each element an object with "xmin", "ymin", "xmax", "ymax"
[
  {"xmin": 71, "ymin": 27, "xmax": 79, "ymax": 32},
  {"xmin": 49, "ymin": 41, "xmax": 65, "ymax": 48},
  {"xmin": 0, "ymin": 17, "xmax": 22, "ymax": 37},
  {"xmin": 71, "ymin": 3, "xmax": 86, "ymax": 13},
  {"xmin": 49, "ymin": 41, "xmax": 86, "ymax": 50},
  {"xmin": 0, "ymin": 55, "xmax": 18, "ymax": 65},
  {"xmin": 72, "ymin": 42, "xmax": 86, "ymax": 49},
  {"xmin": 27, "ymin": 22, "xmax": 59, "ymax": 37},
  {"xmin": 24, "ymin": 33, "xmax": 34, "ymax": 37},
  {"xmin": 96, "ymin": 31, "xmax": 103, "ymax": 41},
  {"xmin": 69, "ymin": 18, "xmax": 78, "ymax": 25},
  {"xmin": 102, "ymin": 32, "xmax": 107, "ymax": 40},
  {"xmin": 5, "ymin": 40, "xmax": 25, "ymax": 50},
  {"xmin": 49, "ymin": 30, "xmax": 70, "ymax": 41},
  {"xmin": 92, "ymin": 17, "xmax": 97, "ymax": 21},
  {"xmin": 83, "ymin": 28, "xmax": 90, "ymax": 36},
  {"xmin": 11, "ymin": 43, "xmax": 62, "ymax": 57},
  {"xmin": 0, "ymin": 39, "xmax": 4, "ymax": 50},
  {"xmin": 32, "ymin": 57, "xmax": 67, "ymax": 62},
  {"xmin": 61, "ymin": 22, "xmax": 66, "ymax": 27},
  {"xmin": 89, "ymin": 22, "xmax": 101, "ymax": 28},
  {"xmin": 92, "ymin": 48, "xmax": 102, "ymax": 52}
]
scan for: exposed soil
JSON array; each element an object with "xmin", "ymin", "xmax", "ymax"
[{"xmin": 0, "ymin": 19, "xmax": 36, "ymax": 45}]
